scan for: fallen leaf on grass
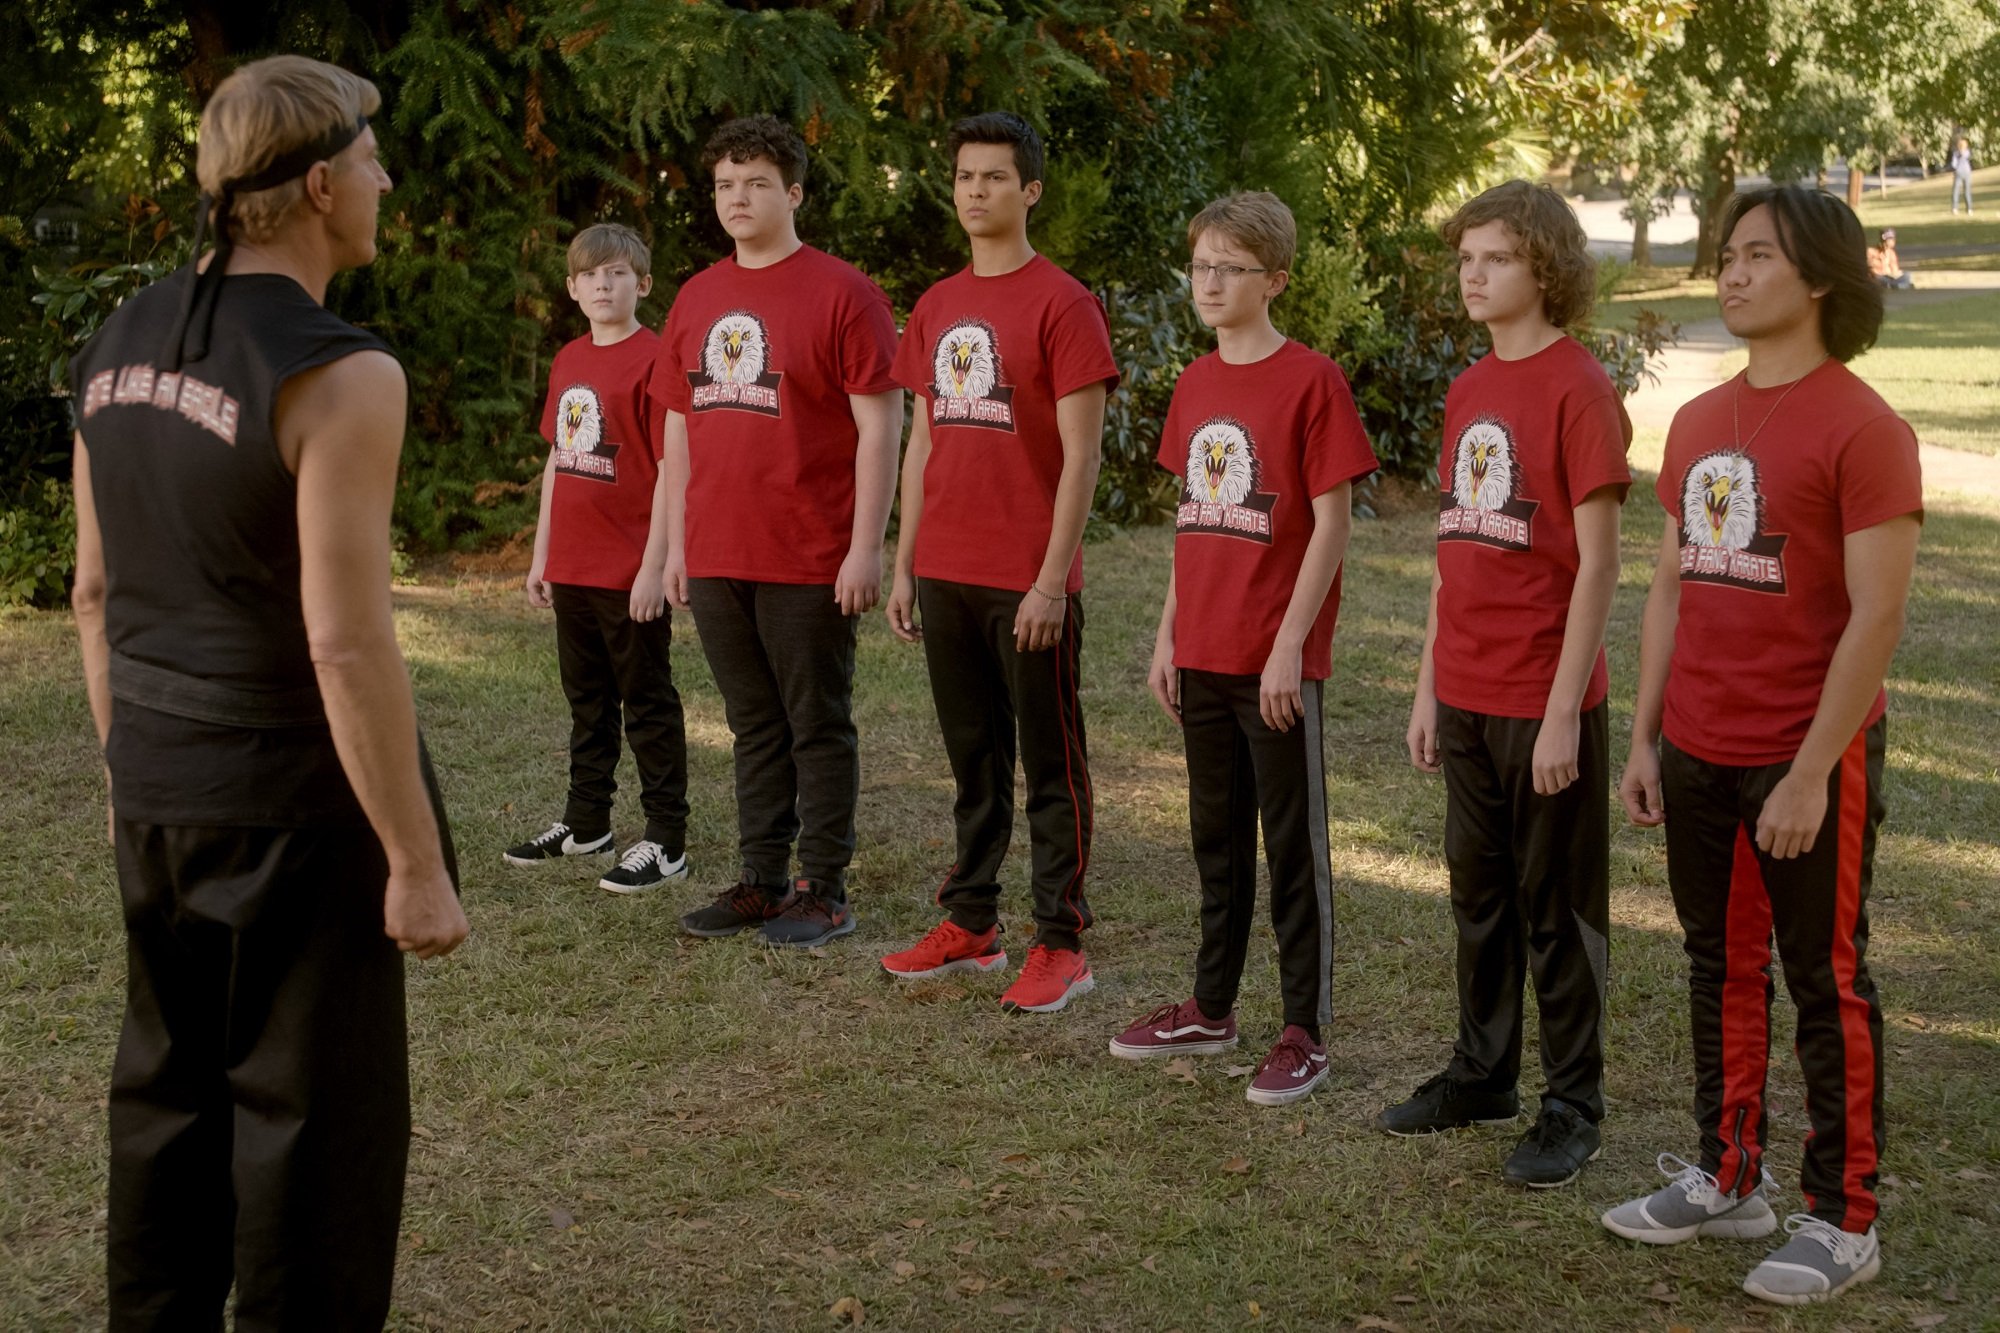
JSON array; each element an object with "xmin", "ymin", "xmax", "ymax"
[
  {"xmin": 1163, "ymin": 1057, "xmax": 1200, "ymax": 1085},
  {"xmin": 1646, "ymin": 1281, "xmax": 1679, "ymax": 1305},
  {"xmin": 1223, "ymin": 1064, "xmax": 1256, "ymax": 1078},
  {"xmin": 410, "ymin": 1125, "xmax": 434, "ymax": 1140},
  {"xmin": 1248, "ymin": 1301, "xmax": 1263, "ymax": 1318},
  {"xmin": 548, "ymin": 1208, "xmax": 575, "ymax": 1232},
  {"xmin": 766, "ymin": 1186, "xmax": 804, "ymax": 1200},
  {"xmin": 1222, "ymin": 1156, "xmax": 1251, "ymax": 1174},
  {"xmin": 1391, "ymin": 1294, "xmax": 1418, "ymax": 1305},
  {"xmin": 955, "ymin": 1175, "xmax": 976, "ymax": 1189},
  {"xmin": 1283, "ymin": 1118, "xmax": 1306, "ymax": 1137},
  {"xmin": 1954, "ymin": 1167, "xmax": 1994, "ymax": 1181},
  {"xmin": 892, "ymin": 1261, "xmax": 916, "ymax": 1279},
  {"xmin": 903, "ymin": 1217, "xmax": 928, "ymax": 1229},
  {"xmin": 1510, "ymin": 1219, "xmax": 1537, "ymax": 1231},
  {"xmin": 806, "ymin": 946, "xmax": 829, "ymax": 959},
  {"xmin": 994, "ymin": 1302, "xmax": 1027, "ymax": 1316},
  {"xmin": 828, "ymin": 1295, "xmax": 864, "ymax": 1325},
  {"xmin": 407, "ymin": 1234, "xmax": 425, "ymax": 1249},
  {"xmin": 1058, "ymin": 1204, "xmax": 1086, "ymax": 1221},
  {"xmin": 1355, "ymin": 1318, "xmax": 1404, "ymax": 1332},
  {"xmin": 1000, "ymin": 1152, "xmax": 1033, "ymax": 1163},
  {"xmin": 1141, "ymin": 1254, "xmax": 1159, "ymax": 1273},
  {"xmin": 1912, "ymin": 1316, "xmax": 1947, "ymax": 1330},
  {"xmin": 1398, "ymin": 936, "xmax": 1416, "ymax": 947},
  {"xmin": 1941, "ymin": 1283, "xmax": 1960, "ymax": 1302},
  {"xmin": 953, "ymin": 1241, "xmax": 977, "ymax": 1255},
  {"xmin": 1668, "ymin": 1325, "xmax": 1693, "ymax": 1333},
  {"xmin": 959, "ymin": 1276, "xmax": 988, "ymax": 1294}
]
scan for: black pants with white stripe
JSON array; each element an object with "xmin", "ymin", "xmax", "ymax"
[
  {"xmin": 1439, "ymin": 701, "xmax": 1610, "ymax": 1121},
  {"xmin": 1182, "ymin": 669, "xmax": 1334, "ymax": 1029},
  {"xmin": 918, "ymin": 578, "xmax": 1094, "ymax": 950}
]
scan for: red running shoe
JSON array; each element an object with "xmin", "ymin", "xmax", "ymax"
[
  {"xmin": 999, "ymin": 943, "xmax": 1094, "ymax": 1014},
  {"xmin": 880, "ymin": 919, "xmax": 1007, "ymax": 980},
  {"xmin": 1246, "ymin": 1025, "xmax": 1329, "ymax": 1106},
  {"xmin": 1109, "ymin": 998, "xmax": 1238, "ymax": 1059}
]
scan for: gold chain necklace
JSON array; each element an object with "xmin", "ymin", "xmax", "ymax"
[{"xmin": 1733, "ymin": 355, "xmax": 1830, "ymax": 451}]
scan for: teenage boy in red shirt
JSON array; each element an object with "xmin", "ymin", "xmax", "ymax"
[
  {"xmin": 1106, "ymin": 191, "xmax": 1376, "ymax": 1104},
  {"xmin": 1375, "ymin": 181, "xmax": 1631, "ymax": 1187},
  {"xmin": 648, "ymin": 116, "xmax": 902, "ymax": 947},
  {"xmin": 879, "ymin": 112, "xmax": 1118, "ymax": 1013},
  {"xmin": 506, "ymin": 223, "xmax": 691, "ymax": 894},
  {"xmin": 1603, "ymin": 187, "xmax": 1920, "ymax": 1307}
]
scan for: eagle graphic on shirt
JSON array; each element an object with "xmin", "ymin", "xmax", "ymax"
[
  {"xmin": 1438, "ymin": 415, "xmax": 1536, "ymax": 550},
  {"xmin": 1176, "ymin": 417, "xmax": 1275, "ymax": 543},
  {"xmin": 928, "ymin": 319, "xmax": 1015, "ymax": 431},
  {"xmin": 553, "ymin": 383, "xmax": 619, "ymax": 482},
  {"xmin": 687, "ymin": 310, "xmax": 783, "ymax": 416},
  {"xmin": 1677, "ymin": 450, "xmax": 1788, "ymax": 591}
]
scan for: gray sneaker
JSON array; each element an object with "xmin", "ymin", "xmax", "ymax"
[
  {"xmin": 1601, "ymin": 1152, "xmax": 1779, "ymax": 1244},
  {"xmin": 1742, "ymin": 1214, "xmax": 1881, "ymax": 1305}
]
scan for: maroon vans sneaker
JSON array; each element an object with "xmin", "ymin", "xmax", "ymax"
[
  {"xmin": 999, "ymin": 943, "xmax": 1094, "ymax": 1014},
  {"xmin": 1109, "ymin": 998, "xmax": 1239, "ymax": 1059},
  {"xmin": 1246, "ymin": 1025, "xmax": 1329, "ymax": 1106},
  {"xmin": 880, "ymin": 919, "xmax": 1007, "ymax": 979}
]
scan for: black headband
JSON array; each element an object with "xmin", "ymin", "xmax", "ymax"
[{"xmin": 228, "ymin": 115, "xmax": 369, "ymax": 193}]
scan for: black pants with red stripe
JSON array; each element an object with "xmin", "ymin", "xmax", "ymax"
[
  {"xmin": 1440, "ymin": 702, "xmax": 1610, "ymax": 1121},
  {"xmin": 1182, "ymin": 670, "xmax": 1334, "ymax": 1029},
  {"xmin": 1662, "ymin": 720, "xmax": 1887, "ymax": 1232},
  {"xmin": 918, "ymin": 578, "xmax": 1093, "ymax": 950}
]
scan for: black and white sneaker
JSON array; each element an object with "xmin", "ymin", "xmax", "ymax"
[
  {"xmin": 503, "ymin": 821, "xmax": 614, "ymax": 866},
  {"xmin": 1502, "ymin": 1098, "xmax": 1602, "ymax": 1188},
  {"xmin": 597, "ymin": 840, "xmax": 690, "ymax": 895}
]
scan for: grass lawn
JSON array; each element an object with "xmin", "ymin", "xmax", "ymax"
[
  {"xmin": 1857, "ymin": 165, "xmax": 2000, "ymax": 254},
  {"xmin": 1717, "ymin": 290, "xmax": 2000, "ymax": 455},
  {"xmin": 4, "ymin": 479, "xmax": 1998, "ymax": 1329}
]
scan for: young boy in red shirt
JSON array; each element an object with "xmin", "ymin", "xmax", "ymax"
[
  {"xmin": 505, "ymin": 223, "xmax": 690, "ymax": 894},
  {"xmin": 649, "ymin": 116, "xmax": 903, "ymax": 947},
  {"xmin": 878, "ymin": 112, "xmax": 1118, "ymax": 1013},
  {"xmin": 1107, "ymin": 192, "xmax": 1377, "ymax": 1104},
  {"xmin": 1604, "ymin": 186, "xmax": 1920, "ymax": 1307},
  {"xmin": 1375, "ymin": 181, "xmax": 1630, "ymax": 1186}
]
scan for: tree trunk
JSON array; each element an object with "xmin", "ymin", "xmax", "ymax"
[
  {"xmin": 1692, "ymin": 162, "xmax": 1736, "ymax": 278},
  {"xmin": 1846, "ymin": 156, "xmax": 1865, "ymax": 208},
  {"xmin": 1631, "ymin": 206, "xmax": 1651, "ymax": 267}
]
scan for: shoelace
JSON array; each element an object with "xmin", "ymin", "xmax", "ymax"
[
  {"xmin": 721, "ymin": 882, "xmax": 774, "ymax": 914},
  {"xmin": 614, "ymin": 840, "xmax": 662, "ymax": 872},
  {"xmin": 1782, "ymin": 1213, "xmax": 1872, "ymax": 1266},
  {"xmin": 778, "ymin": 889, "xmax": 828, "ymax": 919},
  {"xmin": 1655, "ymin": 1152, "xmax": 1725, "ymax": 1205},
  {"xmin": 1260, "ymin": 1032, "xmax": 1316, "ymax": 1076},
  {"xmin": 530, "ymin": 823, "xmax": 572, "ymax": 849},
  {"xmin": 1016, "ymin": 945, "xmax": 1070, "ymax": 984},
  {"xmin": 1525, "ymin": 1105, "xmax": 1576, "ymax": 1151}
]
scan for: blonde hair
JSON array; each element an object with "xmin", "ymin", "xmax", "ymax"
[
  {"xmin": 1186, "ymin": 191, "xmax": 1297, "ymax": 274},
  {"xmin": 196, "ymin": 55, "xmax": 381, "ymax": 244},
  {"xmin": 567, "ymin": 223, "xmax": 652, "ymax": 278}
]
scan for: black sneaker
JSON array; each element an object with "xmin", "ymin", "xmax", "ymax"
[
  {"xmin": 597, "ymin": 840, "xmax": 689, "ymax": 895},
  {"xmin": 1503, "ymin": 1098, "xmax": 1602, "ymax": 1188},
  {"xmin": 503, "ymin": 821, "xmax": 613, "ymax": 865},
  {"xmin": 680, "ymin": 873, "xmax": 788, "ymax": 937},
  {"xmin": 1375, "ymin": 1070, "xmax": 1521, "ymax": 1136},
  {"xmin": 758, "ymin": 881, "xmax": 858, "ymax": 948}
]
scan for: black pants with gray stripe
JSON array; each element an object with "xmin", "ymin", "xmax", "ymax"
[
  {"xmin": 1439, "ymin": 701, "xmax": 1610, "ymax": 1121},
  {"xmin": 1182, "ymin": 669, "xmax": 1334, "ymax": 1029}
]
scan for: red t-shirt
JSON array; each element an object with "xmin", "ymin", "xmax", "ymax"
[
  {"xmin": 650, "ymin": 246, "xmax": 900, "ymax": 584},
  {"xmin": 892, "ymin": 254, "xmax": 1120, "ymax": 593},
  {"xmin": 1658, "ymin": 360, "xmax": 1923, "ymax": 765},
  {"xmin": 1432, "ymin": 337, "xmax": 1633, "ymax": 718},
  {"xmin": 538, "ymin": 326, "xmax": 665, "ymax": 590},
  {"xmin": 1157, "ymin": 341, "xmax": 1379, "ymax": 679}
]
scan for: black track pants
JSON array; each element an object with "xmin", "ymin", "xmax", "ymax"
[
  {"xmin": 552, "ymin": 582, "xmax": 689, "ymax": 848},
  {"xmin": 687, "ymin": 577, "xmax": 860, "ymax": 893},
  {"xmin": 1181, "ymin": 669, "xmax": 1335, "ymax": 1029},
  {"xmin": 107, "ymin": 820, "xmax": 408, "ymax": 1332},
  {"xmin": 1439, "ymin": 701, "xmax": 1610, "ymax": 1120},
  {"xmin": 917, "ymin": 578, "xmax": 1093, "ymax": 950},
  {"xmin": 1662, "ymin": 720, "xmax": 1886, "ymax": 1232}
]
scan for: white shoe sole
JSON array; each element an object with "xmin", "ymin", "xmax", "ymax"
[
  {"xmin": 598, "ymin": 856, "xmax": 690, "ymax": 894},
  {"xmin": 502, "ymin": 840, "xmax": 614, "ymax": 867},
  {"xmin": 1743, "ymin": 1253, "xmax": 1880, "ymax": 1305},
  {"xmin": 1107, "ymin": 1035, "xmax": 1239, "ymax": 1060},
  {"xmin": 1602, "ymin": 1206, "xmax": 1780, "ymax": 1245},
  {"xmin": 1002, "ymin": 973, "xmax": 1095, "ymax": 1014},
  {"xmin": 882, "ymin": 952, "xmax": 1009, "ymax": 980},
  {"xmin": 1246, "ymin": 1064, "xmax": 1329, "ymax": 1106}
]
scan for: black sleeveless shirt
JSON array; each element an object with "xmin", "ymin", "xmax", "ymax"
[{"xmin": 72, "ymin": 267, "xmax": 392, "ymax": 826}]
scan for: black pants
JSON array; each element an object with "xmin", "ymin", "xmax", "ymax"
[
  {"xmin": 1439, "ymin": 702, "xmax": 1610, "ymax": 1121},
  {"xmin": 1663, "ymin": 720, "xmax": 1886, "ymax": 1232},
  {"xmin": 918, "ymin": 578, "xmax": 1093, "ymax": 951},
  {"xmin": 553, "ymin": 582, "xmax": 688, "ymax": 849},
  {"xmin": 687, "ymin": 578, "xmax": 860, "ymax": 894},
  {"xmin": 1182, "ymin": 670, "xmax": 1334, "ymax": 1029},
  {"xmin": 107, "ymin": 819, "xmax": 409, "ymax": 1332}
]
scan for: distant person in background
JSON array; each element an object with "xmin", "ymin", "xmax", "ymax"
[
  {"xmin": 1950, "ymin": 136, "xmax": 1973, "ymax": 214},
  {"xmin": 1866, "ymin": 229, "xmax": 1914, "ymax": 289}
]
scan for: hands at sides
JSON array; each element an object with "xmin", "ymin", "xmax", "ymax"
[
  {"xmin": 1259, "ymin": 643, "xmax": 1304, "ymax": 732},
  {"xmin": 1618, "ymin": 742, "xmax": 1665, "ymax": 827},
  {"xmin": 1147, "ymin": 627, "xmax": 1181, "ymax": 726},
  {"xmin": 1755, "ymin": 769, "xmax": 1827, "ymax": 859},
  {"xmin": 1406, "ymin": 688, "xmax": 1441, "ymax": 773},
  {"xmin": 384, "ymin": 865, "xmax": 469, "ymax": 959},
  {"xmin": 886, "ymin": 571, "xmax": 922, "ymax": 642},
  {"xmin": 1013, "ymin": 586, "xmax": 1066, "ymax": 653},
  {"xmin": 629, "ymin": 562, "xmax": 667, "ymax": 623},
  {"xmin": 835, "ymin": 543, "xmax": 884, "ymax": 617},
  {"xmin": 1531, "ymin": 709, "xmax": 1581, "ymax": 796},
  {"xmin": 524, "ymin": 559, "xmax": 553, "ymax": 609}
]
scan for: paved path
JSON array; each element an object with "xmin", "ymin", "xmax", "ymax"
[{"xmin": 1631, "ymin": 280, "xmax": 2000, "ymax": 508}]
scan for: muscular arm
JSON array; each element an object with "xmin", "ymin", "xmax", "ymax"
[
  {"xmin": 1532, "ymin": 486, "xmax": 1623, "ymax": 795},
  {"xmin": 1754, "ymin": 514, "xmax": 1921, "ymax": 858},
  {"xmin": 70, "ymin": 433, "xmax": 113, "ymax": 838},
  {"xmin": 1618, "ymin": 521, "xmax": 1682, "ymax": 825},
  {"xmin": 1260, "ymin": 483, "xmax": 1352, "ymax": 732},
  {"xmin": 1014, "ymin": 381, "xmax": 1108, "ymax": 652},
  {"xmin": 285, "ymin": 350, "xmax": 466, "ymax": 957},
  {"xmin": 886, "ymin": 406, "xmax": 932, "ymax": 642},
  {"xmin": 837, "ymin": 388, "xmax": 904, "ymax": 616}
]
